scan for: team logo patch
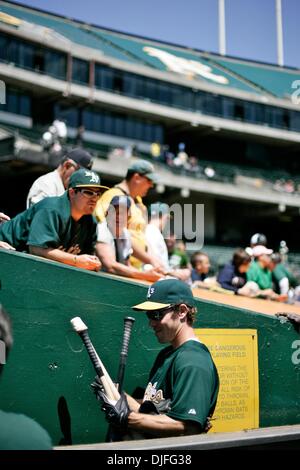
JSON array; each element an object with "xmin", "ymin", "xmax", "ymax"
[
  {"xmin": 143, "ymin": 382, "xmax": 163, "ymax": 404},
  {"xmin": 85, "ymin": 171, "xmax": 100, "ymax": 184},
  {"xmin": 147, "ymin": 286, "xmax": 155, "ymax": 298}
]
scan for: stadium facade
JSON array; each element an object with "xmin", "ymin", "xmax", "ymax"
[{"xmin": 0, "ymin": 0, "xmax": 300, "ymax": 251}]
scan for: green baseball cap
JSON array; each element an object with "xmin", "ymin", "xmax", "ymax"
[
  {"xmin": 132, "ymin": 279, "xmax": 196, "ymax": 311},
  {"xmin": 68, "ymin": 169, "xmax": 109, "ymax": 191},
  {"xmin": 127, "ymin": 160, "xmax": 158, "ymax": 183}
]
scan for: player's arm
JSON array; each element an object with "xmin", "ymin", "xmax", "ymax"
[
  {"xmin": 29, "ymin": 246, "xmax": 101, "ymax": 271},
  {"xmin": 127, "ymin": 411, "xmax": 201, "ymax": 437}
]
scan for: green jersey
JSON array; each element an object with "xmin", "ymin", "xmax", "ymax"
[
  {"xmin": 246, "ymin": 260, "xmax": 272, "ymax": 290},
  {"xmin": 0, "ymin": 410, "xmax": 52, "ymax": 450},
  {"xmin": 0, "ymin": 193, "xmax": 97, "ymax": 254},
  {"xmin": 272, "ymin": 263, "xmax": 298, "ymax": 293},
  {"xmin": 144, "ymin": 340, "xmax": 219, "ymax": 429}
]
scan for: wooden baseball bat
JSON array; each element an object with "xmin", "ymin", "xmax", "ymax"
[{"xmin": 70, "ymin": 317, "xmax": 120, "ymax": 402}]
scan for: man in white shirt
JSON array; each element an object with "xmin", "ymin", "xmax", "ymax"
[
  {"xmin": 26, "ymin": 148, "xmax": 93, "ymax": 208},
  {"xmin": 146, "ymin": 202, "xmax": 170, "ymax": 271},
  {"xmin": 146, "ymin": 202, "xmax": 191, "ymax": 282}
]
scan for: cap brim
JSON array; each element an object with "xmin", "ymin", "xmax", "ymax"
[
  {"xmin": 132, "ymin": 301, "xmax": 171, "ymax": 311},
  {"xmin": 146, "ymin": 173, "xmax": 159, "ymax": 184},
  {"xmin": 255, "ymin": 249, "xmax": 273, "ymax": 256},
  {"xmin": 73, "ymin": 184, "xmax": 109, "ymax": 191}
]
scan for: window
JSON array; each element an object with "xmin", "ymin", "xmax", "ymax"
[
  {"xmin": 112, "ymin": 73, "xmax": 124, "ymax": 93},
  {"xmin": 72, "ymin": 58, "xmax": 89, "ymax": 84},
  {"xmin": 19, "ymin": 95, "xmax": 31, "ymax": 116},
  {"xmin": 55, "ymin": 105, "xmax": 79, "ymax": 128},
  {"xmin": 95, "ymin": 65, "xmax": 113, "ymax": 90},
  {"xmin": 44, "ymin": 50, "xmax": 66, "ymax": 79},
  {"xmin": 233, "ymin": 102, "xmax": 245, "ymax": 120},
  {"xmin": 3, "ymin": 89, "xmax": 31, "ymax": 116}
]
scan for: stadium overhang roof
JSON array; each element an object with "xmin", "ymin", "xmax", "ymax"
[{"xmin": 0, "ymin": 0, "xmax": 300, "ymax": 111}]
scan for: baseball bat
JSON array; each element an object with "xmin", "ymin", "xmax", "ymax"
[
  {"xmin": 70, "ymin": 317, "xmax": 120, "ymax": 402},
  {"xmin": 117, "ymin": 316, "xmax": 135, "ymax": 393},
  {"xmin": 106, "ymin": 316, "xmax": 135, "ymax": 443}
]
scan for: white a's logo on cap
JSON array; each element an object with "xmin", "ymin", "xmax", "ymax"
[
  {"xmin": 147, "ymin": 287, "xmax": 155, "ymax": 298},
  {"xmin": 85, "ymin": 171, "xmax": 99, "ymax": 183}
]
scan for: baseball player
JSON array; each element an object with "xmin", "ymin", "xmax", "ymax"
[{"xmin": 92, "ymin": 279, "xmax": 219, "ymax": 438}]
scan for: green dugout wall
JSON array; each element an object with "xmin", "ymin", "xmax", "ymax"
[{"xmin": 0, "ymin": 250, "xmax": 299, "ymax": 445}]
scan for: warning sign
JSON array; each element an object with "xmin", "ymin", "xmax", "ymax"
[{"xmin": 194, "ymin": 329, "xmax": 259, "ymax": 432}]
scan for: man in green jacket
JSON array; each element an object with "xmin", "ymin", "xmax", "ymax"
[{"xmin": 0, "ymin": 169, "xmax": 107, "ymax": 271}]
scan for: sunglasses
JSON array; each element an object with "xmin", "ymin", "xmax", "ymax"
[
  {"xmin": 76, "ymin": 189, "xmax": 102, "ymax": 198},
  {"xmin": 146, "ymin": 305, "xmax": 177, "ymax": 321}
]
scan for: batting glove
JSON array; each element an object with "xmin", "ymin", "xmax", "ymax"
[{"xmin": 91, "ymin": 379, "xmax": 130, "ymax": 428}]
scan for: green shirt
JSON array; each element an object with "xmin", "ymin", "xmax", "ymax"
[
  {"xmin": 0, "ymin": 193, "xmax": 97, "ymax": 254},
  {"xmin": 145, "ymin": 340, "xmax": 219, "ymax": 429},
  {"xmin": 246, "ymin": 260, "xmax": 272, "ymax": 290},
  {"xmin": 272, "ymin": 263, "xmax": 297, "ymax": 292},
  {"xmin": 169, "ymin": 249, "xmax": 189, "ymax": 269},
  {"xmin": 0, "ymin": 410, "xmax": 52, "ymax": 450}
]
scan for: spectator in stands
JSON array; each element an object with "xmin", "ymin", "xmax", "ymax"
[
  {"xmin": 0, "ymin": 170, "xmax": 105, "ymax": 271},
  {"xmin": 246, "ymin": 245, "xmax": 279, "ymax": 300},
  {"xmin": 150, "ymin": 142, "xmax": 162, "ymax": 160},
  {"xmin": 217, "ymin": 248, "xmax": 251, "ymax": 294},
  {"xmin": 52, "ymin": 118, "xmax": 67, "ymax": 144},
  {"xmin": 75, "ymin": 125, "xmax": 85, "ymax": 147},
  {"xmin": 0, "ymin": 305, "xmax": 52, "ymax": 449},
  {"xmin": 190, "ymin": 252, "xmax": 211, "ymax": 283},
  {"xmin": 26, "ymin": 148, "xmax": 93, "ymax": 208},
  {"xmin": 145, "ymin": 202, "xmax": 191, "ymax": 282},
  {"xmin": 186, "ymin": 156, "xmax": 200, "ymax": 173},
  {"xmin": 124, "ymin": 144, "xmax": 134, "ymax": 159},
  {"xmin": 162, "ymin": 144, "xmax": 175, "ymax": 167},
  {"xmin": 146, "ymin": 202, "xmax": 170, "ymax": 271},
  {"xmin": 245, "ymin": 232, "xmax": 267, "ymax": 257},
  {"xmin": 284, "ymin": 180, "xmax": 295, "ymax": 194},
  {"xmin": 269, "ymin": 253, "xmax": 298, "ymax": 296},
  {"xmin": 41, "ymin": 119, "xmax": 67, "ymax": 157},
  {"xmin": 279, "ymin": 240, "xmax": 289, "ymax": 264},
  {"xmin": 96, "ymin": 196, "xmax": 162, "ymax": 282},
  {"xmin": 95, "ymin": 160, "xmax": 164, "ymax": 272},
  {"xmin": 166, "ymin": 235, "xmax": 190, "ymax": 270},
  {"xmin": 250, "ymin": 233, "xmax": 267, "ymax": 247},
  {"xmin": 173, "ymin": 142, "xmax": 189, "ymax": 168}
]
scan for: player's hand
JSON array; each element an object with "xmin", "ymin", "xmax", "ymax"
[
  {"xmin": 91, "ymin": 378, "xmax": 130, "ymax": 428},
  {"xmin": 0, "ymin": 212, "xmax": 10, "ymax": 223},
  {"xmin": 0, "ymin": 241, "xmax": 15, "ymax": 250}
]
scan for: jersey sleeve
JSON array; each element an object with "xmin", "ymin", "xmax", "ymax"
[
  {"xmin": 97, "ymin": 221, "xmax": 113, "ymax": 244},
  {"xmin": 166, "ymin": 363, "xmax": 216, "ymax": 428},
  {"xmin": 27, "ymin": 208, "xmax": 62, "ymax": 248}
]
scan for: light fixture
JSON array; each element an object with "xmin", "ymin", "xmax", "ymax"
[
  {"xmin": 156, "ymin": 183, "xmax": 165, "ymax": 194},
  {"xmin": 181, "ymin": 188, "xmax": 190, "ymax": 198},
  {"xmin": 278, "ymin": 203, "xmax": 286, "ymax": 213}
]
